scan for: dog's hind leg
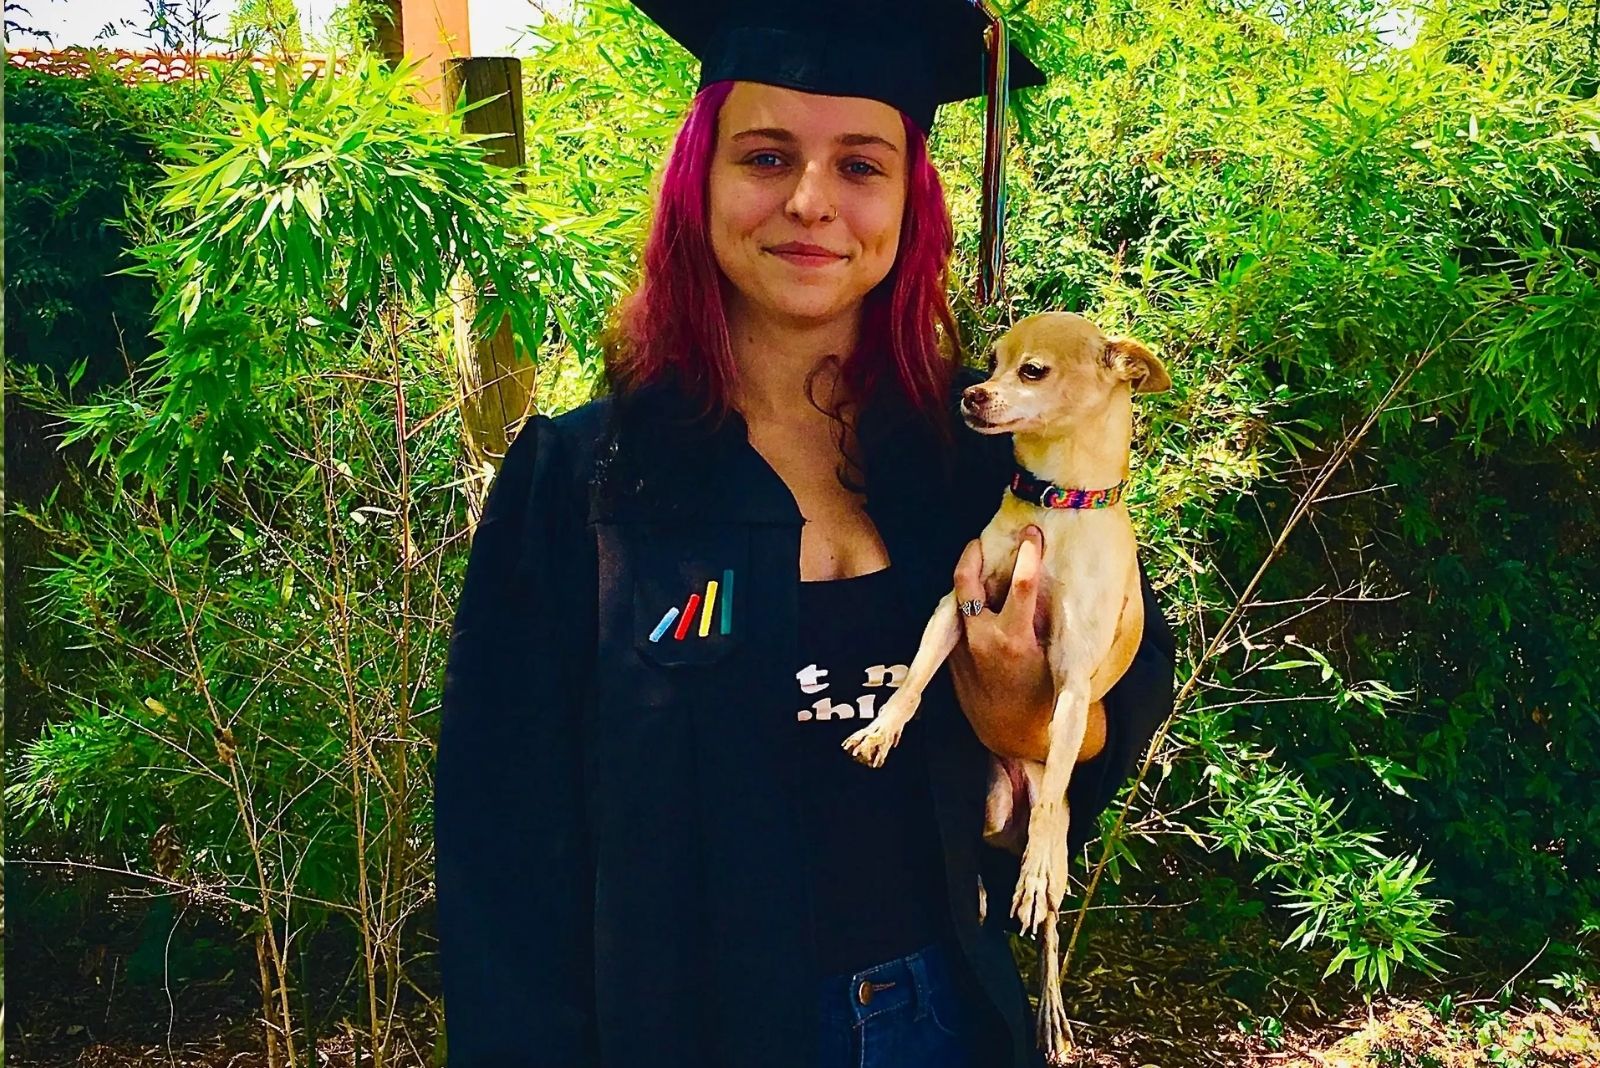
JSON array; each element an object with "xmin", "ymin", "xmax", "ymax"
[
  {"xmin": 1036, "ymin": 907, "xmax": 1073, "ymax": 1065},
  {"xmin": 843, "ymin": 591, "xmax": 962, "ymax": 768}
]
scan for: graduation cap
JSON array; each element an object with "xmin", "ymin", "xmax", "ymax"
[{"xmin": 630, "ymin": 0, "xmax": 1047, "ymax": 304}]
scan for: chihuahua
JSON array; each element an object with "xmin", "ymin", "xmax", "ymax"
[{"xmin": 842, "ymin": 311, "xmax": 1170, "ymax": 1063}]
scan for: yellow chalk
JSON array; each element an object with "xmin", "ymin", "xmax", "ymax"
[{"xmin": 699, "ymin": 579, "xmax": 719, "ymax": 637}]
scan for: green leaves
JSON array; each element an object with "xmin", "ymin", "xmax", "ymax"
[
  {"xmin": 106, "ymin": 54, "xmax": 574, "ymax": 508},
  {"xmin": 1357, "ymin": 754, "xmax": 1425, "ymax": 799},
  {"xmin": 1282, "ymin": 854, "xmax": 1450, "ymax": 990},
  {"xmin": 1194, "ymin": 727, "xmax": 1450, "ymax": 988},
  {"xmin": 6, "ymin": 51, "xmax": 544, "ymax": 1016},
  {"xmin": 1017, "ymin": 0, "xmax": 1600, "ymax": 443}
]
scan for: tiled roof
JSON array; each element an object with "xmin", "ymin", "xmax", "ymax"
[{"xmin": 7, "ymin": 47, "xmax": 340, "ymax": 84}]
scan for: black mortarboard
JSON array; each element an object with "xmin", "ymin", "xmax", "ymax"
[
  {"xmin": 629, "ymin": 0, "xmax": 1044, "ymax": 133},
  {"xmin": 631, "ymin": 0, "xmax": 1046, "ymax": 303}
]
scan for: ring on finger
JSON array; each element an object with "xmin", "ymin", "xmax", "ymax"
[{"xmin": 959, "ymin": 598, "xmax": 985, "ymax": 618}]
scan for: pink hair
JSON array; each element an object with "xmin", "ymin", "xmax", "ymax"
[{"xmin": 602, "ymin": 79, "xmax": 961, "ymax": 437}]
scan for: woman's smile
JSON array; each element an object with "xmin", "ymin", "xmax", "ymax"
[{"xmin": 767, "ymin": 241, "xmax": 850, "ymax": 267}]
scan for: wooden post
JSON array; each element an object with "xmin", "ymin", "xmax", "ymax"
[
  {"xmin": 379, "ymin": 0, "xmax": 472, "ymax": 106},
  {"xmin": 444, "ymin": 57, "xmax": 535, "ymax": 511},
  {"xmin": 444, "ymin": 57, "xmax": 526, "ymax": 168}
]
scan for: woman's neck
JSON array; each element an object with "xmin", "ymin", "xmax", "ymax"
[{"xmin": 725, "ymin": 297, "xmax": 861, "ymax": 426}]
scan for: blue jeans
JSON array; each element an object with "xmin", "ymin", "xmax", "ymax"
[{"xmin": 815, "ymin": 941, "xmax": 977, "ymax": 1068}]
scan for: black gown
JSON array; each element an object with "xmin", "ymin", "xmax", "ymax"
[{"xmin": 434, "ymin": 365, "xmax": 1179, "ymax": 1068}]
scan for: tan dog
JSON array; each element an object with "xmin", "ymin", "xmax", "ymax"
[{"xmin": 842, "ymin": 311, "xmax": 1170, "ymax": 1063}]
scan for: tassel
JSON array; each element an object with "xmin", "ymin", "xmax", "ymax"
[{"xmin": 973, "ymin": 0, "xmax": 1010, "ymax": 306}]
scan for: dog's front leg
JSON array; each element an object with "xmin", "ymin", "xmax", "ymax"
[
  {"xmin": 1011, "ymin": 675, "xmax": 1091, "ymax": 933},
  {"xmin": 842, "ymin": 591, "xmax": 962, "ymax": 768}
]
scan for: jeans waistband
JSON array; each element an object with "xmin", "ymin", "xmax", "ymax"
[{"xmin": 815, "ymin": 941, "xmax": 959, "ymax": 1028}]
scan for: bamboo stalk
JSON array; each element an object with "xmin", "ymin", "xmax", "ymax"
[{"xmin": 256, "ymin": 929, "xmax": 283, "ymax": 1068}]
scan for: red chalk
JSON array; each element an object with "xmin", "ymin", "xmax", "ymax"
[{"xmin": 674, "ymin": 593, "xmax": 701, "ymax": 640}]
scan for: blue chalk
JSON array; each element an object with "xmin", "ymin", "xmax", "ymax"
[{"xmin": 648, "ymin": 606, "xmax": 679, "ymax": 642}]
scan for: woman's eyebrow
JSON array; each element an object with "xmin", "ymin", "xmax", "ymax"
[
  {"xmin": 730, "ymin": 128, "xmax": 901, "ymax": 153},
  {"xmin": 839, "ymin": 133, "xmax": 900, "ymax": 153}
]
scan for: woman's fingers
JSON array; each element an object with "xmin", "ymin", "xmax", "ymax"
[
  {"xmin": 999, "ymin": 526, "xmax": 1044, "ymax": 640},
  {"xmin": 953, "ymin": 538, "xmax": 986, "ymax": 626}
]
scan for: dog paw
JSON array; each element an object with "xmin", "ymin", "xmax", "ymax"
[
  {"xmin": 1012, "ymin": 832, "xmax": 1070, "ymax": 932},
  {"xmin": 1011, "ymin": 869, "xmax": 1053, "ymax": 934},
  {"xmin": 1036, "ymin": 986, "xmax": 1073, "ymax": 1063},
  {"xmin": 841, "ymin": 723, "xmax": 902, "ymax": 768}
]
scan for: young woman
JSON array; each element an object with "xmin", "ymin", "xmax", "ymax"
[{"xmin": 434, "ymin": 8, "xmax": 1177, "ymax": 1068}]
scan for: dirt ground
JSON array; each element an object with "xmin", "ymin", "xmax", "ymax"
[
  {"xmin": 16, "ymin": 942, "xmax": 1596, "ymax": 1068},
  {"xmin": 1034, "ymin": 879, "xmax": 1599, "ymax": 1068},
  {"xmin": 21, "ymin": 996, "xmax": 1599, "ymax": 1068},
  {"xmin": 1278, "ymin": 999, "xmax": 1600, "ymax": 1068},
  {"xmin": 8, "ymin": 862, "xmax": 1596, "ymax": 1068}
]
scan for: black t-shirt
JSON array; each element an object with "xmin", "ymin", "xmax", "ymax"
[{"xmin": 791, "ymin": 565, "xmax": 953, "ymax": 975}]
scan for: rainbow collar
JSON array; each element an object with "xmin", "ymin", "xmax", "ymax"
[{"xmin": 1008, "ymin": 468, "xmax": 1127, "ymax": 509}]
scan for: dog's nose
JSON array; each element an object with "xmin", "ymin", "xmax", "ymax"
[{"xmin": 962, "ymin": 387, "xmax": 988, "ymax": 413}]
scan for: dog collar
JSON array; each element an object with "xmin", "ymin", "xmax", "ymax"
[{"xmin": 1008, "ymin": 468, "xmax": 1127, "ymax": 509}]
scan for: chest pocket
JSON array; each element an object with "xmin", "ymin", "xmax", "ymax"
[{"xmin": 629, "ymin": 523, "xmax": 750, "ymax": 669}]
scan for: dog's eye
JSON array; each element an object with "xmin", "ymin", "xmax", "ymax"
[{"xmin": 1018, "ymin": 363, "xmax": 1049, "ymax": 381}]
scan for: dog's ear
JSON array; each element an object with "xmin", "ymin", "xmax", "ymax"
[{"xmin": 1105, "ymin": 336, "xmax": 1171, "ymax": 395}]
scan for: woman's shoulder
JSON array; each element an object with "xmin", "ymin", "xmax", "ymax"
[
  {"xmin": 942, "ymin": 364, "xmax": 1012, "ymax": 493},
  {"xmin": 503, "ymin": 395, "xmax": 616, "ymax": 478},
  {"xmin": 480, "ymin": 397, "xmax": 618, "ymax": 532},
  {"xmin": 547, "ymin": 393, "xmax": 616, "ymax": 442}
]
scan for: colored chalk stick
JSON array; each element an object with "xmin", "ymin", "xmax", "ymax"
[
  {"xmin": 674, "ymin": 593, "xmax": 700, "ymax": 640},
  {"xmin": 699, "ymin": 580, "xmax": 719, "ymax": 637},
  {"xmin": 720, "ymin": 569, "xmax": 735, "ymax": 635},
  {"xmin": 648, "ymin": 606, "xmax": 679, "ymax": 642}
]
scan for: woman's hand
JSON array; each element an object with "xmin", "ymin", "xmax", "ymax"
[{"xmin": 946, "ymin": 526, "xmax": 1107, "ymax": 764}]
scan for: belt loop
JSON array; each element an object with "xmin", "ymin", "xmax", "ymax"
[{"xmin": 907, "ymin": 947, "xmax": 935, "ymax": 1023}]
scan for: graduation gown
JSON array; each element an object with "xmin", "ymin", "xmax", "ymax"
[{"xmin": 434, "ymin": 365, "xmax": 1178, "ymax": 1068}]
